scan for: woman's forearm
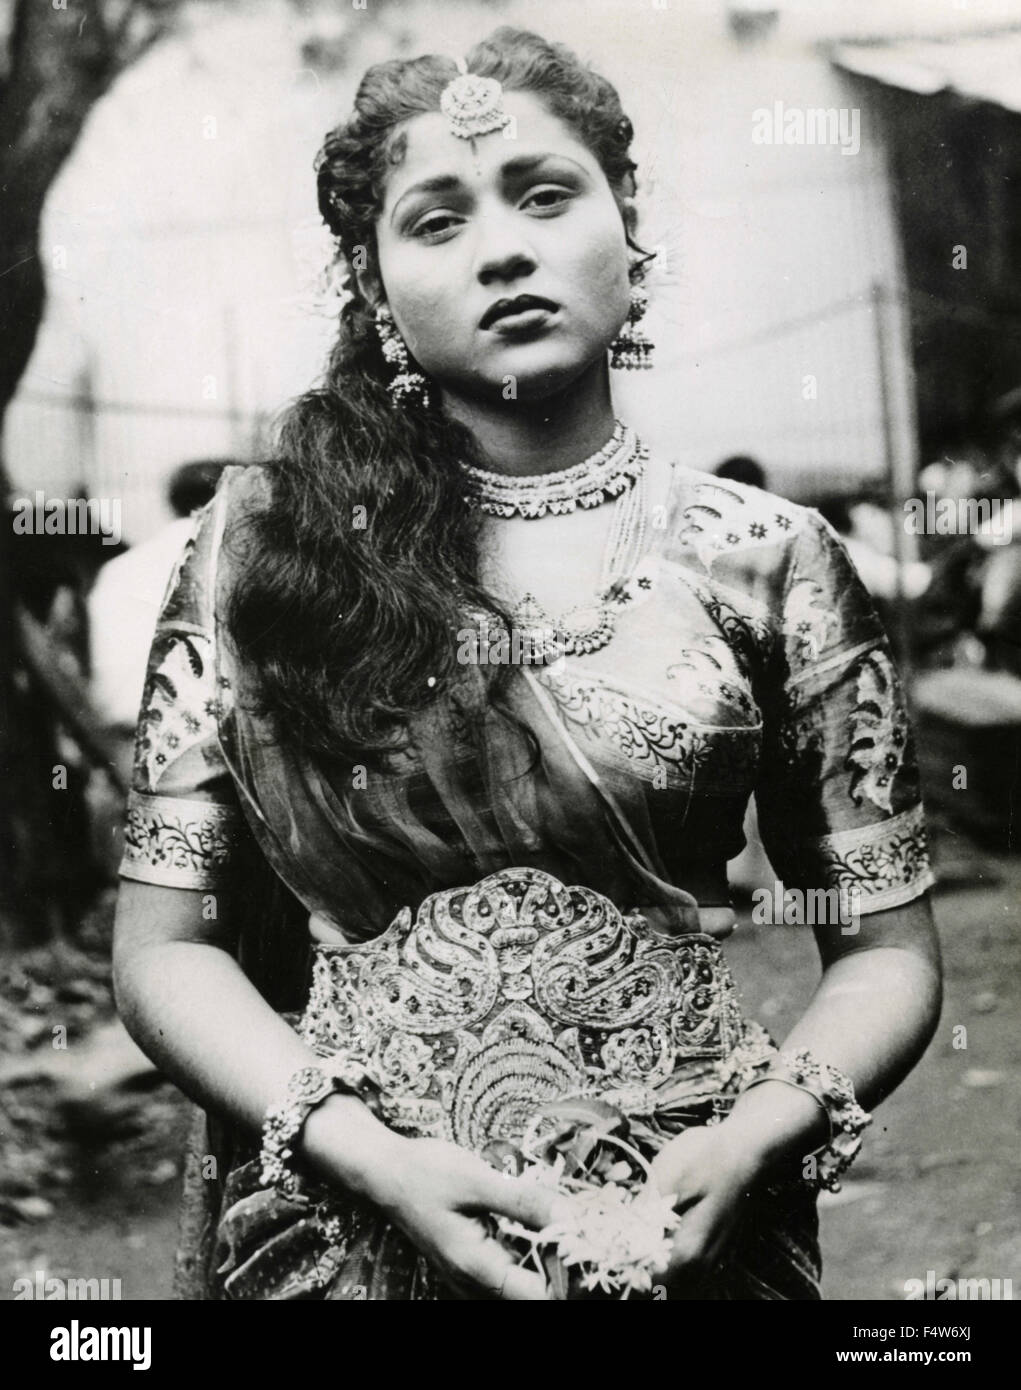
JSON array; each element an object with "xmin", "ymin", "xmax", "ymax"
[
  {"xmin": 113, "ymin": 930, "xmax": 401, "ymax": 1201},
  {"xmin": 722, "ymin": 941, "xmax": 942, "ymax": 1179}
]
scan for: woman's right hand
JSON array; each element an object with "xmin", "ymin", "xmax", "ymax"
[
  {"xmin": 371, "ymin": 1136, "xmax": 555, "ymax": 1300},
  {"xmin": 303, "ymin": 1103, "xmax": 554, "ymax": 1300}
]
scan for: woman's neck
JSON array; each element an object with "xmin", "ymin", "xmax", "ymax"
[{"xmin": 440, "ymin": 359, "xmax": 617, "ymax": 477}]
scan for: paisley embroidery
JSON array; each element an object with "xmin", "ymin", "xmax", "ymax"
[
  {"xmin": 299, "ymin": 868, "xmax": 750, "ymax": 1151},
  {"xmin": 700, "ymin": 594, "xmax": 771, "ymax": 679},
  {"xmin": 676, "ymin": 480, "xmax": 803, "ymax": 570},
  {"xmin": 601, "ymin": 1026, "xmax": 675, "ymax": 1085},
  {"xmin": 783, "ymin": 578, "xmax": 838, "ymax": 665},
  {"xmin": 666, "ymin": 644, "xmax": 759, "ymax": 723},
  {"xmin": 374, "ymin": 1032, "xmax": 436, "ymax": 1098},
  {"xmin": 120, "ymin": 790, "xmax": 243, "ymax": 888},
  {"xmin": 846, "ymin": 652, "xmax": 908, "ymax": 813},
  {"xmin": 134, "ymin": 631, "xmax": 229, "ymax": 791}
]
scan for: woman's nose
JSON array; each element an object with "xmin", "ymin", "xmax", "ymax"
[{"xmin": 474, "ymin": 215, "xmax": 538, "ymax": 286}]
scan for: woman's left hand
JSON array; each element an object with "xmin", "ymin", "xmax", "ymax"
[{"xmin": 648, "ymin": 1123, "xmax": 762, "ymax": 1290}]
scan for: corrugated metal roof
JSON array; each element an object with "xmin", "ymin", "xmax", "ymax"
[{"xmin": 831, "ymin": 30, "xmax": 1021, "ymax": 113}]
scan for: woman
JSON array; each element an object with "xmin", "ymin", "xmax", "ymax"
[{"xmin": 113, "ymin": 27, "xmax": 942, "ymax": 1300}]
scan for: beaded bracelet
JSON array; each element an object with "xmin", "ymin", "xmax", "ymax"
[
  {"xmin": 741, "ymin": 1047, "xmax": 872, "ymax": 1192},
  {"xmin": 260, "ymin": 1060, "xmax": 371, "ymax": 1201}
]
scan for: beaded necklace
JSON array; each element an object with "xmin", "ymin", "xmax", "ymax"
[{"xmin": 462, "ymin": 421, "xmax": 646, "ymax": 519}]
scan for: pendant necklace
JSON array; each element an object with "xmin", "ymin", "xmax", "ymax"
[{"xmin": 514, "ymin": 467, "xmax": 648, "ymax": 658}]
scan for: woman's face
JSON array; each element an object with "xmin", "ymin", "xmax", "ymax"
[{"xmin": 372, "ymin": 90, "xmax": 632, "ymax": 404}]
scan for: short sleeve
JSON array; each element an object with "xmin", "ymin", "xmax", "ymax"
[
  {"xmin": 118, "ymin": 488, "xmax": 245, "ymax": 890},
  {"xmin": 755, "ymin": 510, "xmax": 935, "ymax": 916}
]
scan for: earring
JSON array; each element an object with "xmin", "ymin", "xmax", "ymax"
[
  {"xmin": 609, "ymin": 273, "xmax": 654, "ymax": 371},
  {"xmin": 374, "ymin": 306, "xmax": 431, "ymax": 407}
]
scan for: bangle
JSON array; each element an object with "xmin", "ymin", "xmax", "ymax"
[
  {"xmin": 741, "ymin": 1047, "xmax": 872, "ymax": 1192},
  {"xmin": 260, "ymin": 1061, "xmax": 367, "ymax": 1201}
]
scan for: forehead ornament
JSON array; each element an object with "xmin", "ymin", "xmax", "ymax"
[{"xmin": 439, "ymin": 58, "xmax": 511, "ymax": 140}]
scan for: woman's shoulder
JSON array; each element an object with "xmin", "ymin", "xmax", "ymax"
[
  {"xmin": 153, "ymin": 464, "xmax": 272, "ymax": 630},
  {"xmin": 660, "ymin": 463, "xmax": 833, "ymax": 576},
  {"xmin": 216, "ymin": 460, "xmax": 274, "ymax": 518}
]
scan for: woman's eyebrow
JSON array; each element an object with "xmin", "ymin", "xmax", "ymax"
[
  {"xmin": 390, "ymin": 174, "xmax": 464, "ymax": 225},
  {"xmin": 498, "ymin": 153, "xmax": 589, "ymax": 181}
]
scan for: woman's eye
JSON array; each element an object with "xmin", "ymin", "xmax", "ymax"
[
  {"xmin": 410, "ymin": 212, "xmax": 462, "ymax": 240},
  {"xmin": 522, "ymin": 186, "xmax": 573, "ymax": 213}
]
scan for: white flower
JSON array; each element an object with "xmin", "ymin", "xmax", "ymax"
[{"xmin": 499, "ymin": 1173, "xmax": 679, "ymax": 1298}]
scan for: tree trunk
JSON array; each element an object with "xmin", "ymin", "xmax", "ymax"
[{"xmin": 0, "ymin": 0, "xmax": 175, "ymax": 944}]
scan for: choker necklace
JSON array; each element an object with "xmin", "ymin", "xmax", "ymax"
[{"xmin": 463, "ymin": 421, "xmax": 647, "ymax": 519}]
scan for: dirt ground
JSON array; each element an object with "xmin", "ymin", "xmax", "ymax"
[{"xmin": 1, "ymin": 829, "xmax": 1018, "ymax": 1302}]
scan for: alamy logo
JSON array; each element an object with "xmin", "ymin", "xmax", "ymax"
[
  {"xmin": 11, "ymin": 491, "xmax": 122, "ymax": 546},
  {"xmin": 904, "ymin": 1271, "xmax": 1013, "ymax": 1300},
  {"xmin": 50, "ymin": 1320, "xmax": 151, "ymax": 1371},
  {"xmin": 903, "ymin": 492, "xmax": 1013, "ymax": 545},
  {"xmin": 456, "ymin": 620, "xmax": 565, "ymax": 667},
  {"xmin": 752, "ymin": 101, "xmax": 861, "ymax": 156},
  {"xmin": 750, "ymin": 881, "xmax": 861, "ymax": 935},
  {"xmin": 13, "ymin": 1270, "xmax": 122, "ymax": 1300}
]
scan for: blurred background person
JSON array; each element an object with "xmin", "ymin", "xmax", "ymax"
[
  {"xmin": 816, "ymin": 490, "xmax": 932, "ymax": 626},
  {"xmin": 712, "ymin": 454, "xmax": 766, "ymax": 489}
]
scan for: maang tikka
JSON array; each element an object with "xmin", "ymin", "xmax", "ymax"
[
  {"xmin": 440, "ymin": 56, "xmax": 511, "ymax": 140},
  {"xmin": 374, "ymin": 306, "xmax": 431, "ymax": 408}
]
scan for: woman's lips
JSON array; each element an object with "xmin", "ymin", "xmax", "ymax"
[
  {"xmin": 483, "ymin": 304, "xmax": 559, "ymax": 337},
  {"xmin": 480, "ymin": 296, "xmax": 559, "ymax": 331}
]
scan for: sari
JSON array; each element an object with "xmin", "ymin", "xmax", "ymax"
[{"xmin": 119, "ymin": 463, "xmax": 933, "ymax": 1299}]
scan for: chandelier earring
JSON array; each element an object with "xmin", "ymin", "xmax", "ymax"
[
  {"xmin": 609, "ymin": 263, "xmax": 654, "ymax": 371},
  {"xmin": 374, "ymin": 305, "xmax": 431, "ymax": 408}
]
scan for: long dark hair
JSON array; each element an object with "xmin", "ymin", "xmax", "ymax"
[{"xmin": 226, "ymin": 27, "xmax": 642, "ymax": 764}]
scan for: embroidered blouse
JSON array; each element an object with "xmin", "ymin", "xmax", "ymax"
[{"xmin": 119, "ymin": 465, "xmax": 933, "ymax": 935}]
